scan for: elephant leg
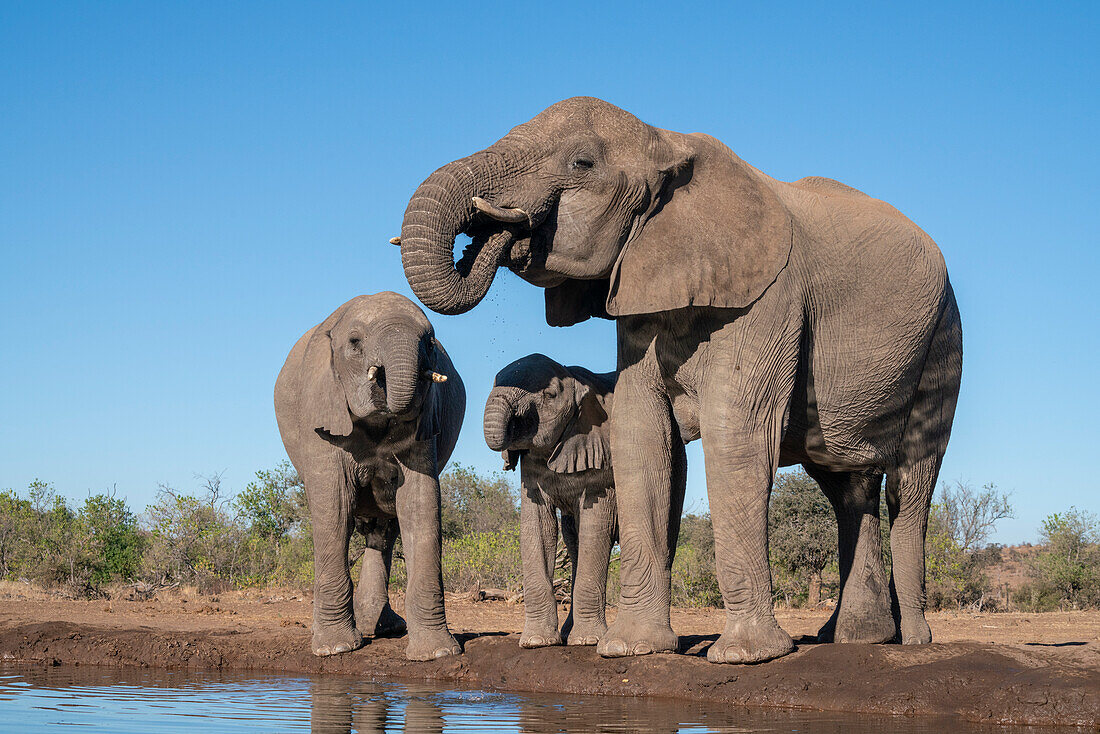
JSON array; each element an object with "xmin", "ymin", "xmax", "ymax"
[
  {"xmin": 888, "ymin": 291, "xmax": 962, "ymax": 645},
  {"xmin": 306, "ymin": 466, "xmax": 363, "ymax": 656},
  {"xmin": 310, "ymin": 678, "xmax": 352, "ymax": 733},
  {"xmin": 559, "ymin": 510, "xmax": 579, "ymax": 643},
  {"xmin": 886, "ymin": 466, "xmax": 935, "ymax": 645},
  {"xmin": 567, "ymin": 487, "xmax": 617, "ymax": 646},
  {"xmin": 702, "ymin": 421, "xmax": 794, "ymax": 664},
  {"xmin": 519, "ymin": 483, "xmax": 562, "ymax": 648},
  {"xmin": 804, "ymin": 466, "xmax": 894, "ymax": 644},
  {"xmin": 597, "ymin": 354, "xmax": 681, "ymax": 658},
  {"xmin": 394, "ymin": 451, "xmax": 461, "ymax": 661},
  {"xmin": 354, "ymin": 517, "xmax": 406, "ymax": 639}
]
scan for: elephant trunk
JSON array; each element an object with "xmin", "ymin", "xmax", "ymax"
[
  {"xmin": 380, "ymin": 327, "xmax": 421, "ymax": 415},
  {"xmin": 483, "ymin": 391, "xmax": 516, "ymax": 452},
  {"xmin": 400, "ymin": 152, "xmax": 516, "ymax": 315}
]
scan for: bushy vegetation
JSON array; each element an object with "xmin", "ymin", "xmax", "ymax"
[
  {"xmin": 769, "ymin": 471, "xmax": 838, "ymax": 607},
  {"xmin": 1013, "ymin": 508, "xmax": 1100, "ymax": 611},
  {"xmin": 923, "ymin": 481, "xmax": 1014, "ymax": 611},
  {"xmin": 2, "ymin": 464, "xmax": 1097, "ymax": 613}
]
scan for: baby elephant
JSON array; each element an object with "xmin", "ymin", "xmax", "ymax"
[
  {"xmin": 275, "ymin": 292, "xmax": 464, "ymax": 661},
  {"xmin": 484, "ymin": 354, "xmax": 617, "ymax": 648}
]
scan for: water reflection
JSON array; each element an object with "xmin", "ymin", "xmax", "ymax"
[
  {"xmin": 310, "ymin": 678, "xmax": 445, "ymax": 733},
  {"xmin": 0, "ymin": 664, "xmax": 1068, "ymax": 734}
]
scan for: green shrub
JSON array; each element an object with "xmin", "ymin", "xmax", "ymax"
[
  {"xmin": 1027, "ymin": 508, "xmax": 1100, "ymax": 609},
  {"xmin": 441, "ymin": 527, "xmax": 522, "ymax": 592}
]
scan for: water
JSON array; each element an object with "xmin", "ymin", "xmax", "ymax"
[{"xmin": 0, "ymin": 665, "xmax": 1067, "ymax": 733}]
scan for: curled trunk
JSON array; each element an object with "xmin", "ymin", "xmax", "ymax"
[
  {"xmin": 483, "ymin": 392, "xmax": 515, "ymax": 452},
  {"xmin": 400, "ymin": 153, "xmax": 514, "ymax": 315},
  {"xmin": 380, "ymin": 328, "xmax": 420, "ymax": 415}
]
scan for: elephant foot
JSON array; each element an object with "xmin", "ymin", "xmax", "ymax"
[
  {"xmin": 835, "ymin": 605, "xmax": 896, "ymax": 644},
  {"xmin": 565, "ymin": 620, "xmax": 606, "ymax": 646},
  {"xmin": 899, "ymin": 611, "xmax": 932, "ymax": 645},
  {"xmin": 596, "ymin": 612, "xmax": 678, "ymax": 657},
  {"xmin": 827, "ymin": 592, "xmax": 896, "ymax": 644},
  {"xmin": 312, "ymin": 621, "xmax": 364, "ymax": 657},
  {"xmin": 707, "ymin": 615, "xmax": 793, "ymax": 664},
  {"xmin": 520, "ymin": 620, "xmax": 563, "ymax": 648},
  {"xmin": 374, "ymin": 604, "xmax": 407, "ymax": 637},
  {"xmin": 356, "ymin": 600, "xmax": 406, "ymax": 639},
  {"xmin": 405, "ymin": 628, "xmax": 462, "ymax": 661}
]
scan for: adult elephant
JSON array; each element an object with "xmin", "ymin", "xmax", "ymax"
[{"xmin": 398, "ymin": 97, "xmax": 962, "ymax": 663}]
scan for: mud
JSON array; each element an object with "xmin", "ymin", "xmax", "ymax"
[{"xmin": 1, "ymin": 593, "xmax": 1097, "ymax": 728}]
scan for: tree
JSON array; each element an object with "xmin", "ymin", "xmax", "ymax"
[
  {"xmin": 439, "ymin": 465, "xmax": 519, "ymax": 540},
  {"xmin": 925, "ymin": 481, "xmax": 1014, "ymax": 610},
  {"xmin": 1030, "ymin": 508, "xmax": 1100, "ymax": 609},
  {"xmin": 673, "ymin": 512, "xmax": 721, "ymax": 606},
  {"xmin": 935, "ymin": 481, "xmax": 1014, "ymax": 552},
  {"xmin": 78, "ymin": 490, "xmax": 145, "ymax": 584},
  {"xmin": 0, "ymin": 489, "xmax": 35, "ymax": 579},
  {"xmin": 142, "ymin": 474, "xmax": 242, "ymax": 589},
  {"xmin": 768, "ymin": 470, "xmax": 837, "ymax": 606},
  {"xmin": 235, "ymin": 462, "xmax": 307, "ymax": 541}
]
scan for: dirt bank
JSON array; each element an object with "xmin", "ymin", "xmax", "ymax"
[{"xmin": 1, "ymin": 591, "xmax": 1097, "ymax": 728}]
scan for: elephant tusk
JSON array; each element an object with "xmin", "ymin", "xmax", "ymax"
[
  {"xmin": 389, "ymin": 236, "xmax": 401, "ymax": 246},
  {"xmin": 366, "ymin": 365, "xmax": 379, "ymax": 381},
  {"xmin": 471, "ymin": 196, "xmax": 528, "ymax": 225},
  {"xmin": 423, "ymin": 370, "xmax": 448, "ymax": 383}
]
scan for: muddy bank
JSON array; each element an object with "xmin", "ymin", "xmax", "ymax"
[{"xmin": 0, "ymin": 595, "xmax": 1097, "ymax": 728}]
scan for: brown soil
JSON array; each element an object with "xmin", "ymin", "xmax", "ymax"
[{"xmin": 1, "ymin": 590, "xmax": 1097, "ymax": 728}]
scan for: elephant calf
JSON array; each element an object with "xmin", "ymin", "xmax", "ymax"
[
  {"xmin": 484, "ymin": 354, "xmax": 617, "ymax": 648},
  {"xmin": 275, "ymin": 292, "xmax": 464, "ymax": 661}
]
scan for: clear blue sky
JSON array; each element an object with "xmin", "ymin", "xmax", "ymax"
[{"xmin": 1, "ymin": 2, "xmax": 1096, "ymax": 544}]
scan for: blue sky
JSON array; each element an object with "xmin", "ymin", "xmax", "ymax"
[{"xmin": 1, "ymin": 2, "xmax": 1096, "ymax": 543}]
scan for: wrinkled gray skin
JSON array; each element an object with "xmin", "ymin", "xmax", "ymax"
[
  {"xmin": 399, "ymin": 97, "xmax": 963, "ymax": 664},
  {"xmin": 484, "ymin": 354, "xmax": 617, "ymax": 648},
  {"xmin": 274, "ymin": 292, "xmax": 465, "ymax": 661}
]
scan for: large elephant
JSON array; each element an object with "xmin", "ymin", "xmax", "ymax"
[
  {"xmin": 483, "ymin": 353, "xmax": 618, "ymax": 648},
  {"xmin": 275, "ymin": 292, "xmax": 464, "ymax": 660},
  {"xmin": 398, "ymin": 97, "xmax": 962, "ymax": 664}
]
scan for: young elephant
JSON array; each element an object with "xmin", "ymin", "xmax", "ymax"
[
  {"xmin": 275, "ymin": 292, "xmax": 464, "ymax": 661},
  {"xmin": 484, "ymin": 354, "xmax": 617, "ymax": 648}
]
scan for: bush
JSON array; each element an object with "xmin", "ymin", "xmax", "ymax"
[
  {"xmin": 78, "ymin": 491, "xmax": 145, "ymax": 585},
  {"xmin": 769, "ymin": 470, "xmax": 838, "ymax": 607},
  {"xmin": 233, "ymin": 462, "xmax": 313, "ymax": 587},
  {"xmin": 440, "ymin": 465, "xmax": 519, "ymax": 540},
  {"xmin": 441, "ymin": 528, "xmax": 522, "ymax": 592},
  {"xmin": 1027, "ymin": 508, "xmax": 1100, "ymax": 610},
  {"xmin": 142, "ymin": 475, "xmax": 243, "ymax": 592},
  {"xmin": 924, "ymin": 481, "xmax": 1013, "ymax": 611},
  {"xmin": 671, "ymin": 513, "xmax": 721, "ymax": 607},
  {"xmin": 12, "ymin": 465, "xmax": 1094, "ymax": 617}
]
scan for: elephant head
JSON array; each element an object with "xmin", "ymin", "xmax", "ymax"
[
  {"xmin": 484, "ymin": 354, "xmax": 612, "ymax": 473},
  {"xmin": 400, "ymin": 96, "xmax": 793, "ymax": 325},
  {"xmin": 301, "ymin": 292, "xmax": 449, "ymax": 437}
]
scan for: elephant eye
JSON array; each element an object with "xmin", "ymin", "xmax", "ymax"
[
  {"xmin": 348, "ymin": 337, "xmax": 361, "ymax": 349},
  {"xmin": 572, "ymin": 157, "xmax": 594, "ymax": 171}
]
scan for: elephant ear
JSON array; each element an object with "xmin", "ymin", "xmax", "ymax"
[
  {"xmin": 606, "ymin": 131, "xmax": 793, "ymax": 316},
  {"xmin": 546, "ymin": 373, "xmax": 612, "ymax": 474},
  {"xmin": 302, "ymin": 308, "xmax": 354, "ymax": 438},
  {"xmin": 545, "ymin": 278, "xmax": 612, "ymax": 327},
  {"xmin": 415, "ymin": 338, "xmax": 447, "ymax": 443}
]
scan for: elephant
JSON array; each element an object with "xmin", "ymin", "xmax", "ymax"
[
  {"xmin": 274, "ymin": 292, "xmax": 465, "ymax": 660},
  {"xmin": 483, "ymin": 353, "xmax": 617, "ymax": 648},
  {"xmin": 397, "ymin": 97, "xmax": 963, "ymax": 664}
]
